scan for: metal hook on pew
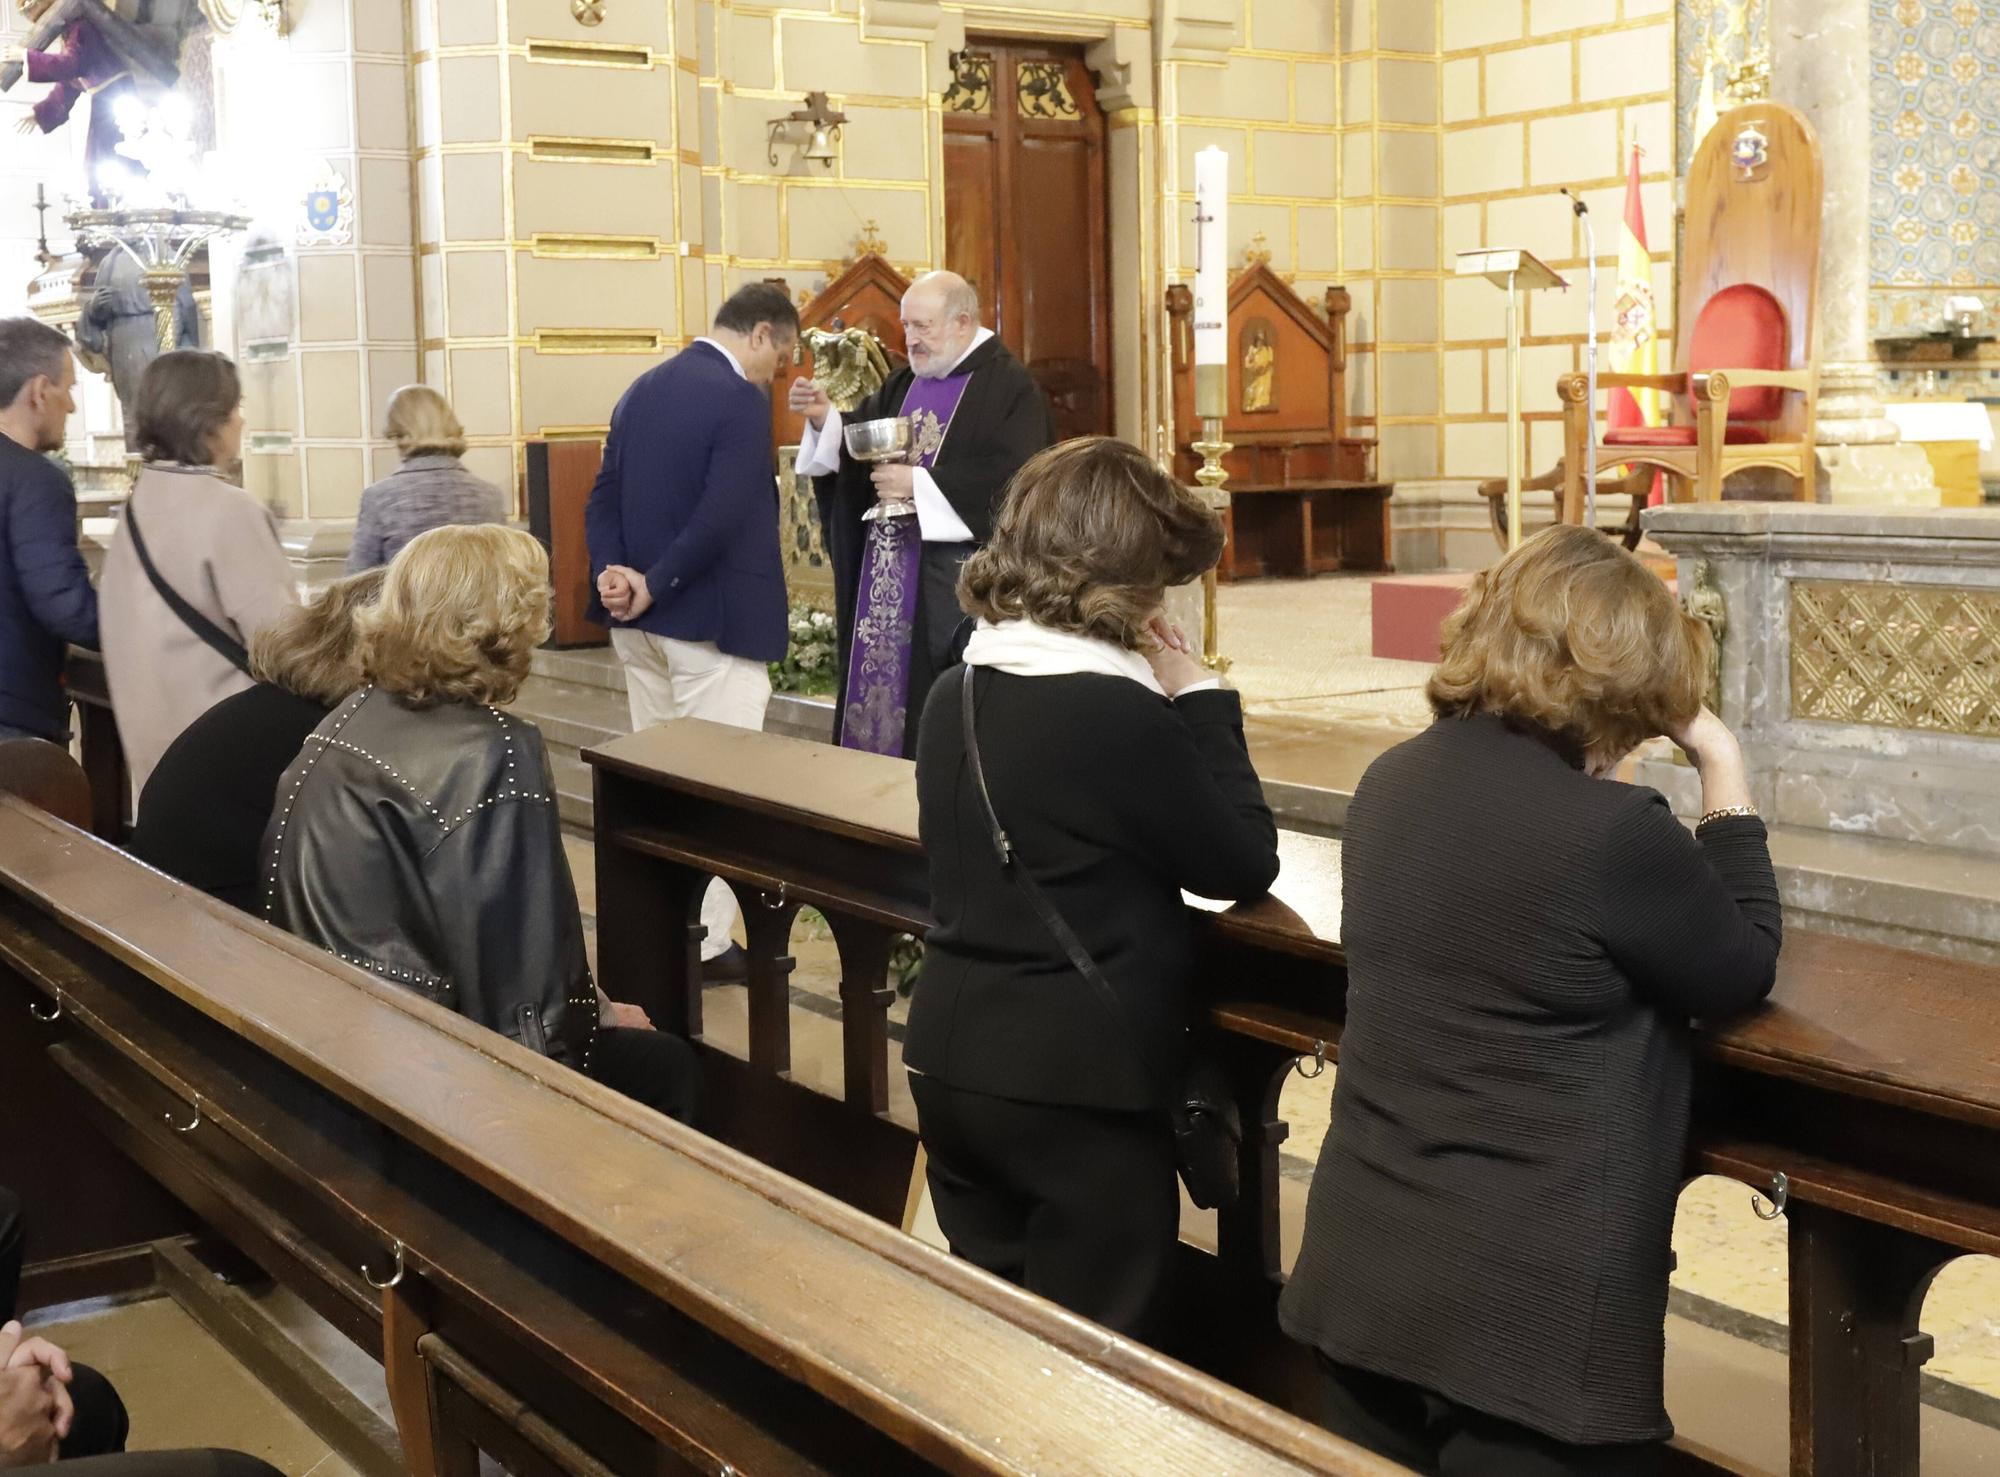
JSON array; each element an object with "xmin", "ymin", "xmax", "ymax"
[
  {"xmin": 362, "ymin": 1239, "xmax": 406, "ymax": 1291},
  {"xmin": 761, "ymin": 881, "xmax": 788, "ymax": 910},
  {"xmin": 27, "ymin": 990, "xmax": 62, "ymax": 1024},
  {"xmin": 1751, "ymin": 1171, "xmax": 1788, "ymax": 1221},
  {"xmin": 1293, "ymin": 1040, "xmax": 1327, "ymax": 1080},
  {"xmin": 165, "ymin": 1095, "xmax": 202, "ymax": 1134}
]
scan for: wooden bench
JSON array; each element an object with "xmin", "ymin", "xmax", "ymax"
[
  {"xmin": 588, "ymin": 717, "xmax": 2000, "ymax": 1475},
  {"xmin": 0, "ymin": 792, "xmax": 1407, "ymax": 1475},
  {"xmin": 1221, "ymin": 479, "xmax": 1394, "ymax": 579}
]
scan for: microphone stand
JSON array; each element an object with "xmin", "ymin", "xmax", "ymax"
[{"xmin": 1562, "ymin": 188, "xmax": 1598, "ymax": 531}]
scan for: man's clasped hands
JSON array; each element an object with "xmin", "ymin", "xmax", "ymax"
[{"xmin": 0, "ymin": 1318, "xmax": 76, "ymax": 1467}]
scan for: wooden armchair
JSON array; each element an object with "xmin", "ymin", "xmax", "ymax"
[{"xmin": 1559, "ymin": 101, "xmax": 1824, "ymax": 522}]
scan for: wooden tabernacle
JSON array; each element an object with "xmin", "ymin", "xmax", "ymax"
[
  {"xmin": 1165, "ymin": 265, "xmax": 1387, "ymax": 581},
  {"xmin": 769, "ymin": 253, "xmax": 911, "ymax": 611}
]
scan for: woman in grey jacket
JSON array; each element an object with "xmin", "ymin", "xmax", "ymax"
[{"xmin": 346, "ymin": 385, "xmax": 503, "ymax": 572}]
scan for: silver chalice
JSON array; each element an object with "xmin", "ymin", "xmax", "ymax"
[{"xmin": 845, "ymin": 416, "xmax": 918, "ymax": 521}]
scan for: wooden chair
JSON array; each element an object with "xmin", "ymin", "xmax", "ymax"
[
  {"xmin": 1559, "ymin": 101, "xmax": 1823, "ymax": 521},
  {"xmin": 1477, "ymin": 459, "xmax": 1656, "ymax": 551},
  {"xmin": 0, "ymin": 739, "xmax": 93, "ymax": 830}
]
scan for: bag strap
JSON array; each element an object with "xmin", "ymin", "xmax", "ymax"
[
  {"xmin": 125, "ymin": 497, "xmax": 252, "ymax": 677},
  {"xmin": 959, "ymin": 667, "xmax": 1168, "ymax": 1090}
]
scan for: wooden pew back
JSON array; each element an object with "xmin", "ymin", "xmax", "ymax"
[{"xmin": 0, "ymin": 796, "xmax": 1404, "ymax": 1475}]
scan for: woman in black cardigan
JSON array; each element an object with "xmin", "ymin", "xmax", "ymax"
[
  {"xmin": 130, "ymin": 567, "xmax": 385, "ymax": 910},
  {"xmin": 906, "ymin": 436, "xmax": 1280, "ymax": 1339},
  {"xmin": 1279, "ymin": 525, "xmax": 1783, "ymax": 1473}
]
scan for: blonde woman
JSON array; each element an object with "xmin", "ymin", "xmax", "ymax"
[
  {"xmin": 346, "ymin": 385, "xmax": 504, "ymax": 573},
  {"xmin": 1280, "ymin": 525, "xmax": 1782, "ymax": 1472},
  {"xmin": 131, "ymin": 567, "xmax": 384, "ymax": 912},
  {"xmin": 266, "ymin": 525, "xmax": 698, "ymax": 1120}
]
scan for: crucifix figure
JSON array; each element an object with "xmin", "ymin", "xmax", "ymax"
[{"xmin": 1192, "ymin": 202, "xmax": 1213, "ymax": 274}]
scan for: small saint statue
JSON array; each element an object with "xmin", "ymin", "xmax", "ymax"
[{"xmin": 1241, "ymin": 323, "xmax": 1276, "ymax": 414}]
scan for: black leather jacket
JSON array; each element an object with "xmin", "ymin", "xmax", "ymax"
[{"xmin": 263, "ymin": 686, "xmax": 597, "ymax": 1064}]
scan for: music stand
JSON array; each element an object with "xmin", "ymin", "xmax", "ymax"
[{"xmin": 1455, "ymin": 248, "xmax": 1567, "ymax": 549}]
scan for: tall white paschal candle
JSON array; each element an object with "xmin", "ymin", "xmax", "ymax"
[{"xmin": 1192, "ymin": 145, "xmax": 1228, "ymax": 419}]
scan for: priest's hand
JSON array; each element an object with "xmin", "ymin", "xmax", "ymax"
[
  {"xmin": 871, "ymin": 463, "xmax": 915, "ymax": 501},
  {"xmin": 1142, "ymin": 617, "xmax": 1207, "ymax": 697},
  {"xmin": 789, "ymin": 377, "xmax": 831, "ymax": 430}
]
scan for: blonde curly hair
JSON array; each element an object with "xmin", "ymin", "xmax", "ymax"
[
  {"xmin": 249, "ymin": 567, "xmax": 385, "ymax": 705},
  {"xmin": 1426, "ymin": 524, "xmax": 1710, "ymax": 772},
  {"xmin": 358, "ymin": 525, "xmax": 550, "ymax": 708}
]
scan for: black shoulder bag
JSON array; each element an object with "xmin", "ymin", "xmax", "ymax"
[
  {"xmin": 959, "ymin": 667, "xmax": 1241, "ymax": 1209},
  {"xmin": 125, "ymin": 498, "xmax": 253, "ymax": 677}
]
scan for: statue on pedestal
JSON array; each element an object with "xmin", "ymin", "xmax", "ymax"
[{"xmin": 78, "ymin": 247, "xmax": 201, "ymax": 447}]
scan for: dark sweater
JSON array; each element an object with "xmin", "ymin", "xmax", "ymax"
[
  {"xmin": 129, "ymin": 683, "xmax": 331, "ymax": 912},
  {"xmin": 904, "ymin": 666, "xmax": 1281, "ymax": 1112},
  {"xmin": 1278, "ymin": 714, "xmax": 1782, "ymax": 1445},
  {"xmin": 0, "ymin": 435, "xmax": 98, "ymax": 740}
]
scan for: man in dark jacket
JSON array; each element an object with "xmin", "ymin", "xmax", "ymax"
[
  {"xmin": 586, "ymin": 283, "xmax": 797, "ymax": 980},
  {"xmin": 0, "ymin": 317, "xmax": 98, "ymax": 744}
]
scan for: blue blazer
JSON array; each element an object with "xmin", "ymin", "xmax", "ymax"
[{"xmin": 584, "ymin": 341, "xmax": 788, "ymax": 663}]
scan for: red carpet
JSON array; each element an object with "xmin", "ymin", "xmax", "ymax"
[{"xmin": 1371, "ymin": 567, "xmax": 1678, "ymax": 662}]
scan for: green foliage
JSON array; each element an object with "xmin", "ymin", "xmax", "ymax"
[{"xmin": 769, "ymin": 601, "xmax": 839, "ymax": 695}]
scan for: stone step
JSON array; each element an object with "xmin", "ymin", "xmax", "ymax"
[
  {"xmin": 531, "ymin": 645, "xmax": 627, "ymax": 693},
  {"xmin": 512, "ymin": 675, "xmax": 633, "ymax": 756}
]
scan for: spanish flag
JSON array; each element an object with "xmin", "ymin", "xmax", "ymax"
[{"xmin": 1607, "ymin": 144, "xmax": 1662, "ymax": 498}]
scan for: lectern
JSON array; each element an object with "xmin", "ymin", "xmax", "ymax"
[{"xmin": 1456, "ymin": 248, "xmax": 1566, "ymax": 549}]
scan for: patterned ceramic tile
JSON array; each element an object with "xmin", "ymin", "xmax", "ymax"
[{"xmin": 1869, "ymin": 0, "xmax": 2000, "ymax": 289}]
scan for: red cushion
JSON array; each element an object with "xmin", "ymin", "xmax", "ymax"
[
  {"xmin": 1604, "ymin": 424, "xmax": 1770, "ymax": 446},
  {"xmin": 1689, "ymin": 283, "xmax": 1789, "ymax": 422}
]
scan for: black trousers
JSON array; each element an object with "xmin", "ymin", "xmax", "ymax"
[
  {"xmin": 1314, "ymin": 1357, "xmax": 1668, "ymax": 1476},
  {"xmin": 586, "ymin": 1027, "xmax": 702, "ymax": 1126},
  {"xmin": 908, "ymin": 1074, "xmax": 1178, "ymax": 1339}
]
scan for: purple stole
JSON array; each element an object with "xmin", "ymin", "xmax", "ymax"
[{"xmin": 840, "ymin": 370, "xmax": 974, "ymax": 755}]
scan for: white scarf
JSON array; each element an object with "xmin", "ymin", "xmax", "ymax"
[{"xmin": 960, "ymin": 618, "xmax": 1165, "ymax": 696}]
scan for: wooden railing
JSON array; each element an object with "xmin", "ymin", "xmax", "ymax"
[
  {"xmin": 64, "ymin": 647, "xmax": 125, "ymax": 840},
  {"xmin": 0, "ymin": 795, "xmax": 1407, "ymax": 1475},
  {"xmin": 588, "ymin": 718, "xmax": 2000, "ymax": 1476}
]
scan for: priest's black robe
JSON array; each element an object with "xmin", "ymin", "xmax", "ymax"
[{"xmin": 813, "ymin": 336, "xmax": 1052, "ymax": 756}]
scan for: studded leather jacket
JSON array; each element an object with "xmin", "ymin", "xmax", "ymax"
[{"xmin": 263, "ymin": 685, "xmax": 598, "ymax": 1065}]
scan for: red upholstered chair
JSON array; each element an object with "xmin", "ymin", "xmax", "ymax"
[{"xmin": 1559, "ymin": 101, "xmax": 1823, "ymax": 519}]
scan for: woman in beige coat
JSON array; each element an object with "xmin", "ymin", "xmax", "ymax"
[{"xmin": 100, "ymin": 350, "xmax": 297, "ymax": 799}]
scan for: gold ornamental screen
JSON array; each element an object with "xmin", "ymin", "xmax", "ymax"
[{"xmin": 1790, "ymin": 580, "xmax": 2000, "ymax": 739}]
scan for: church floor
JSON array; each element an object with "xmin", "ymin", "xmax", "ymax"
[{"xmin": 563, "ymin": 832, "xmax": 2000, "ymax": 1466}]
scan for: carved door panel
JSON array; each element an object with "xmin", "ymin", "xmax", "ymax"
[{"xmin": 942, "ymin": 42, "xmax": 1112, "ymax": 442}]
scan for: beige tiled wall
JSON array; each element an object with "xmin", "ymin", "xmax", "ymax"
[
  {"xmin": 1435, "ymin": 0, "xmax": 1675, "ymax": 483},
  {"xmin": 228, "ymin": 0, "xmax": 422, "ymax": 520}
]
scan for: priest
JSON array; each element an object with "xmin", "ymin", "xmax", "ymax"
[{"xmin": 791, "ymin": 271, "xmax": 1051, "ymax": 758}]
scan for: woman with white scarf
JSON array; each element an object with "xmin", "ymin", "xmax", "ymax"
[{"xmin": 903, "ymin": 436, "xmax": 1280, "ymax": 1341}]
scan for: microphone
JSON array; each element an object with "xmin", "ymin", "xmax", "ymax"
[{"xmin": 1560, "ymin": 186, "xmax": 1588, "ymax": 218}]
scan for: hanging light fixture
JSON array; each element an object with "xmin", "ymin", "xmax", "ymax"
[{"xmin": 767, "ymin": 92, "xmax": 847, "ymax": 170}]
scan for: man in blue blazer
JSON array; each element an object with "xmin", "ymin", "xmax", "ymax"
[{"xmin": 587, "ymin": 282, "xmax": 798, "ymax": 980}]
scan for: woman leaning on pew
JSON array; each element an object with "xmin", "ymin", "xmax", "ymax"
[
  {"xmin": 905, "ymin": 437, "xmax": 1280, "ymax": 1342},
  {"xmin": 1280, "ymin": 525, "xmax": 1783, "ymax": 1474}
]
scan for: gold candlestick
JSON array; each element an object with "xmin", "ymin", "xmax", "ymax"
[{"xmin": 1190, "ymin": 415, "xmax": 1233, "ymax": 673}]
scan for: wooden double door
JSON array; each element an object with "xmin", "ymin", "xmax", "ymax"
[{"xmin": 942, "ymin": 41, "xmax": 1112, "ymax": 442}]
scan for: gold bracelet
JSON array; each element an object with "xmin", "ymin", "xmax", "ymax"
[{"xmin": 1698, "ymin": 805, "xmax": 1759, "ymax": 827}]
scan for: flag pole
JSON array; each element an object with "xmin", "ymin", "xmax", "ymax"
[{"xmin": 1561, "ymin": 187, "xmax": 1599, "ymax": 530}]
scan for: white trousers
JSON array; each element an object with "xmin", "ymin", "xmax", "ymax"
[{"xmin": 611, "ymin": 629, "xmax": 772, "ymax": 960}]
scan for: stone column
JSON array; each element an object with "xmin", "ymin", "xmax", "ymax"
[{"xmin": 1771, "ymin": 0, "xmax": 1937, "ymax": 505}]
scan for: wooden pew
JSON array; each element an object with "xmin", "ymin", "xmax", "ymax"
[
  {"xmin": 589, "ymin": 718, "xmax": 2000, "ymax": 1475},
  {"xmin": 0, "ymin": 796, "xmax": 1407, "ymax": 1476},
  {"xmin": 64, "ymin": 646, "xmax": 125, "ymax": 841}
]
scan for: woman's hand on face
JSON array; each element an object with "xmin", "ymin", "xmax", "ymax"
[
  {"xmin": 1142, "ymin": 616, "xmax": 1208, "ymax": 697},
  {"xmin": 1666, "ymin": 706, "xmax": 1742, "ymax": 773}
]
